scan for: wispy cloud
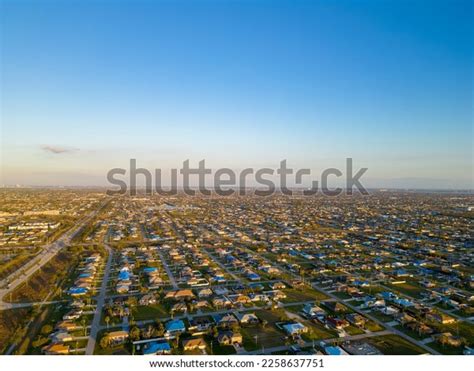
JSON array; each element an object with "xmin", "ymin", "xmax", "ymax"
[{"xmin": 41, "ymin": 145, "xmax": 79, "ymax": 154}]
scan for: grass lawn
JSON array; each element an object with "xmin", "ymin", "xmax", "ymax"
[
  {"xmin": 206, "ymin": 337, "xmax": 236, "ymax": 355},
  {"xmin": 387, "ymin": 282, "xmax": 425, "ymax": 299},
  {"xmin": 365, "ymin": 320, "xmax": 384, "ymax": 332},
  {"xmin": 132, "ymin": 304, "xmax": 169, "ymax": 321},
  {"xmin": 94, "ymin": 329, "xmax": 131, "ymax": 355},
  {"xmin": 255, "ymin": 309, "xmax": 288, "ymax": 324},
  {"xmin": 345, "ymin": 325, "xmax": 365, "ymax": 336},
  {"xmin": 365, "ymin": 335, "xmax": 427, "ymax": 355},
  {"xmin": 452, "ymin": 309, "xmax": 473, "ymax": 318},
  {"xmin": 394, "ymin": 325, "xmax": 428, "ymax": 341},
  {"xmin": 370, "ymin": 311, "xmax": 393, "ymax": 323},
  {"xmin": 332, "ymin": 291, "xmax": 352, "ymax": 300},
  {"xmin": 95, "ymin": 344, "xmax": 131, "ymax": 355},
  {"xmin": 240, "ymin": 326, "xmax": 286, "ymax": 351},
  {"xmin": 281, "ymin": 304, "xmax": 305, "ymax": 314},
  {"xmin": 282, "ymin": 288, "xmax": 327, "ymax": 303},
  {"xmin": 302, "ymin": 322, "xmax": 337, "ymax": 340},
  {"xmin": 429, "ymin": 342, "xmax": 464, "ymax": 355}
]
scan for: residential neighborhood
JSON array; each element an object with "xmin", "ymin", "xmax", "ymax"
[{"xmin": 0, "ymin": 190, "xmax": 472, "ymax": 355}]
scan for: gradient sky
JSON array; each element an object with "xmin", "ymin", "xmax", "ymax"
[{"xmin": 1, "ymin": 0, "xmax": 473, "ymax": 189}]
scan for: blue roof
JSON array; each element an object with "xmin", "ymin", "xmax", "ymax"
[
  {"xmin": 212, "ymin": 314, "xmax": 224, "ymax": 322},
  {"xmin": 394, "ymin": 298, "xmax": 413, "ymax": 307},
  {"xmin": 165, "ymin": 319, "xmax": 185, "ymax": 332},
  {"xmin": 78, "ymin": 273, "xmax": 91, "ymax": 278},
  {"xmin": 143, "ymin": 341, "xmax": 171, "ymax": 354},
  {"xmin": 119, "ymin": 271, "xmax": 130, "ymax": 280},
  {"xmin": 247, "ymin": 273, "xmax": 261, "ymax": 280},
  {"xmin": 143, "ymin": 267, "xmax": 157, "ymax": 273},
  {"xmin": 69, "ymin": 287, "xmax": 88, "ymax": 294},
  {"xmin": 324, "ymin": 346, "xmax": 346, "ymax": 355},
  {"xmin": 381, "ymin": 291, "xmax": 396, "ymax": 300}
]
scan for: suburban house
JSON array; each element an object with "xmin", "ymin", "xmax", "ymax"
[
  {"xmin": 188, "ymin": 316, "xmax": 213, "ymax": 333},
  {"xmin": 182, "ymin": 337, "xmax": 207, "ymax": 351},
  {"xmin": 435, "ymin": 332, "xmax": 463, "ymax": 347},
  {"xmin": 212, "ymin": 297, "xmax": 233, "ymax": 309},
  {"xmin": 323, "ymin": 345, "xmax": 349, "ymax": 355},
  {"xmin": 341, "ymin": 341, "xmax": 383, "ymax": 355},
  {"xmin": 165, "ymin": 289, "xmax": 195, "ymax": 301},
  {"xmin": 142, "ymin": 341, "xmax": 172, "ymax": 355},
  {"xmin": 195, "ymin": 300, "xmax": 211, "ymax": 309},
  {"xmin": 322, "ymin": 301, "xmax": 346, "ymax": 313},
  {"xmin": 105, "ymin": 330, "xmax": 129, "ymax": 345},
  {"xmin": 406, "ymin": 322, "xmax": 434, "ymax": 336},
  {"xmin": 165, "ymin": 319, "xmax": 186, "ymax": 336},
  {"xmin": 266, "ymin": 290, "xmax": 287, "ymax": 300},
  {"xmin": 282, "ymin": 322, "xmax": 308, "ymax": 337},
  {"xmin": 327, "ymin": 317, "xmax": 350, "ymax": 330},
  {"xmin": 139, "ymin": 293, "xmax": 157, "ymax": 306},
  {"xmin": 213, "ymin": 287, "xmax": 229, "ymax": 296},
  {"xmin": 427, "ymin": 312, "xmax": 456, "ymax": 324},
  {"xmin": 249, "ymin": 293, "xmax": 270, "ymax": 303},
  {"xmin": 346, "ymin": 313, "xmax": 367, "ymax": 327},
  {"xmin": 55, "ymin": 321, "xmax": 79, "ymax": 332},
  {"xmin": 270, "ymin": 282, "xmax": 286, "ymax": 290},
  {"xmin": 197, "ymin": 288, "xmax": 213, "ymax": 298},
  {"xmin": 217, "ymin": 331, "xmax": 243, "ymax": 346},
  {"xmin": 42, "ymin": 343, "xmax": 70, "ymax": 355},
  {"xmin": 235, "ymin": 312, "xmax": 259, "ymax": 325},
  {"xmin": 233, "ymin": 294, "xmax": 252, "ymax": 304},
  {"xmin": 50, "ymin": 331, "xmax": 73, "ymax": 343},
  {"xmin": 302, "ymin": 303, "xmax": 325, "ymax": 319},
  {"xmin": 171, "ymin": 302, "xmax": 188, "ymax": 313},
  {"xmin": 213, "ymin": 313, "xmax": 239, "ymax": 328}
]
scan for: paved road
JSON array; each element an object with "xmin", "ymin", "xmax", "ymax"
[
  {"xmin": 85, "ymin": 244, "xmax": 113, "ymax": 355},
  {"xmin": 204, "ymin": 248, "xmax": 241, "ymax": 282},
  {"xmin": 0, "ymin": 299, "xmax": 65, "ymax": 310},
  {"xmin": 0, "ymin": 199, "xmax": 110, "ymax": 310},
  {"xmin": 99, "ymin": 299, "xmax": 334, "ymax": 332},
  {"xmin": 157, "ymin": 250, "xmax": 178, "ymax": 289}
]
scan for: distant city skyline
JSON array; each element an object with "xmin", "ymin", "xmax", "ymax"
[{"xmin": 1, "ymin": 0, "xmax": 473, "ymax": 189}]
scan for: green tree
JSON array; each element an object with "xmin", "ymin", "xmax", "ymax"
[
  {"xmin": 100, "ymin": 336, "xmax": 110, "ymax": 349},
  {"xmin": 129, "ymin": 326, "xmax": 141, "ymax": 341},
  {"xmin": 40, "ymin": 324, "xmax": 53, "ymax": 335},
  {"xmin": 154, "ymin": 321, "xmax": 165, "ymax": 337}
]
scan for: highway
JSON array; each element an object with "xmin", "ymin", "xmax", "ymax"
[{"xmin": 0, "ymin": 199, "xmax": 110, "ymax": 310}]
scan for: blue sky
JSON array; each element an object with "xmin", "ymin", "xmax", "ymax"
[{"xmin": 1, "ymin": 0, "xmax": 472, "ymax": 188}]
